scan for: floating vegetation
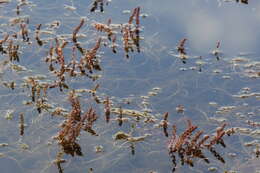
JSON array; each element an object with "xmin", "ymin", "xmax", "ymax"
[
  {"xmin": 160, "ymin": 112, "xmax": 169, "ymax": 137},
  {"xmin": 211, "ymin": 41, "xmax": 221, "ymax": 60},
  {"xmin": 35, "ymin": 24, "xmax": 43, "ymax": 46},
  {"xmin": 174, "ymin": 38, "xmax": 188, "ymax": 64},
  {"xmin": 176, "ymin": 105, "xmax": 185, "ymax": 113},
  {"xmin": 0, "ymin": 143, "xmax": 9, "ymax": 147},
  {"xmin": 53, "ymin": 91, "xmax": 99, "ymax": 156},
  {"xmin": 168, "ymin": 121, "xmax": 230, "ymax": 172},
  {"xmin": 93, "ymin": 7, "xmax": 141, "ymax": 58},
  {"xmin": 0, "ymin": 0, "xmax": 11, "ymax": 4},
  {"xmin": 236, "ymin": 0, "xmax": 248, "ymax": 4},
  {"xmin": 113, "ymin": 130, "xmax": 151, "ymax": 155},
  {"xmin": 19, "ymin": 142, "xmax": 30, "ymax": 150},
  {"xmin": 90, "ymin": 0, "xmax": 110, "ymax": 12},
  {"xmin": 0, "ymin": 0, "xmax": 259, "ymax": 173},
  {"xmin": 4, "ymin": 109, "xmax": 14, "ymax": 120},
  {"xmin": 19, "ymin": 113, "xmax": 24, "ymax": 136}
]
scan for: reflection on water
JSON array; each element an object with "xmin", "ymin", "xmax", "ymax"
[{"xmin": 0, "ymin": 0, "xmax": 260, "ymax": 173}]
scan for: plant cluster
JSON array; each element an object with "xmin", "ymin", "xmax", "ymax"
[
  {"xmin": 167, "ymin": 120, "xmax": 231, "ymax": 172},
  {"xmin": 53, "ymin": 91, "xmax": 98, "ymax": 157}
]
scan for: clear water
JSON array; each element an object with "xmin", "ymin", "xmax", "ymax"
[{"xmin": 0, "ymin": 0, "xmax": 259, "ymax": 173}]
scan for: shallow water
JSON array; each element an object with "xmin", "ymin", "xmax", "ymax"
[{"xmin": 0, "ymin": 0, "xmax": 259, "ymax": 173}]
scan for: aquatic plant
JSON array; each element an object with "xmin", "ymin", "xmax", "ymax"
[
  {"xmin": 168, "ymin": 121, "xmax": 231, "ymax": 172},
  {"xmin": 237, "ymin": 0, "xmax": 248, "ymax": 4},
  {"xmin": 90, "ymin": 0, "xmax": 110, "ymax": 12},
  {"xmin": 54, "ymin": 91, "xmax": 99, "ymax": 156},
  {"xmin": 0, "ymin": 0, "xmax": 259, "ymax": 173}
]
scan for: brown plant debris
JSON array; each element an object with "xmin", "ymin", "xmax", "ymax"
[
  {"xmin": 90, "ymin": 0, "xmax": 109, "ymax": 12},
  {"xmin": 2, "ymin": 81, "xmax": 16, "ymax": 90},
  {"xmin": 54, "ymin": 91, "xmax": 99, "ymax": 156},
  {"xmin": 72, "ymin": 18, "xmax": 85, "ymax": 43},
  {"xmin": 104, "ymin": 96, "xmax": 110, "ymax": 123},
  {"xmin": 176, "ymin": 105, "xmax": 185, "ymax": 113},
  {"xmin": 94, "ymin": 19, "xmax": 113, "ymax": 40},
  {"xmin": 7, "ymin": 40, "xmax": 20, "ymax": 62},
  {"xmin": 19, "ymin": 113, "xmax": 24, "ymax": 136},
  {"xmin": 246, "ymin": 120, "xmax": 260, "ymax": 127},
  {"xmin": 212, "ymin": 41, "xmax": 221, "ymax": 60},
  {"xmin": 159, "ymin": 112, "xmax": 169, "ymax": 137},
  {"xmin": 20, "ymin": 23, "xmax": 29, "ymax": 42},
  {"xmin": 53, "ymin": 151, "xmax": 66, "ymax": 173},
  {"xmin": 168, "ymin": 120, "xmax": 232, "ymax": 172},
  {"xmin": 255, "ymin": 145, "xmax": 260, "ymax": 158},
  {"xmin": 122, "ymin": 7, "xmax": 141, "ymax": 58},
  {"xmin": 177, "ymin": 38, "xmax": 187, "ymax": 63},
  {"xmin": 236, "ymin": 0, "xmax": 248, "ymax": 4},
  {"xmin": 0, "ymin": 0, "xmax": 11, "ymax": 4},
  {"xmin": 113, "ymin": 131, "xmax": 151, "ymax": 155},
  {"xmin": 81, "ymin": 37, "xmax": 102, "ymax": 73},
  {"xmin": 23, "ymin": 77, "xmax": 49, "ymax": 104},
  {"xmin": 45, "ymin": 35, "xmax": 103, "ymax": 90},
  {"xmin": 0, "ymin": 34, "xmax": 9, "ymax": 54},
  {"xmin": 93, "ymin": 7, "xmax": 141, "ymax": 58},
  {"xmin": 45, "ymin": 38, "xmax": 71, "ymax": 91},
  {"xmin": 35, "ymin": 24, "xmax": 43, "ymax": 46},
  {"xmin": 118, "ymin": 106, "xmax": 123, "ymax": 126},
  {"xmin": 83, "ymin": 107, "xmax": 98, "ymax": 136}
]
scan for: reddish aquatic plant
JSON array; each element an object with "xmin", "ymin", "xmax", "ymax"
[
  {"xmin": 104, "ymin": 96, "xmax": 110, "ymax": 123},
  {"xmin": 7, "ymin": 40, "xmax": 20, "ymax": 62},
  {"xmin": 90, "ymin": 0, "xmax": 110, "ymax": 12},
  {"xmin": 0, "ymin": 34, "xmax": 9, "ymax": 44},
  {"xmin": 19, "ymin": 113, "xmax": 24, "ymax": 136},
  {"xmin": 177, "ymin": 38, "xmax": 187, "ymax": 55},
  {"xmin": 94, "ymin": 20, "xmax": 114, "ymax": 40},
  {"xmin": 35, "ymin": 24, "xmax": 43, "ymax": 46},
  {"xmin": 246, "ymin": 120, "xmax": 260, "ymax": 127},
  {"xmin": 20, "ymin": 23, "xmax": 29, "ymax": 42},
  {"xmin": 176, "ymin": 38, "xmax": 188, "ymax": 63},
  {"xmin": 72, "ymin": 18, "xmax": 85, "ymax": 43},
  {"xmin": 168, "ymin": 120, "xmax": 197, "ymax": 153},
  {"xmin": 205, "ymin": 123, "xmax": 227, "ymax": 148},
  {"xmin": 54, "ymin": 91, "xmax": 99, "ymax": 156},
  {"xmin": 83, "ymin": 107, "xmax": 98, "ymax": 136},
  {"xmin": 80, "ymin": 37, "xmax": 102, "ymax": 73},
  {"xmin": 118, "ymin": 106, "xmax": 123, "ymax": 126},
  {"xmin": 123, "ymin": 7, "xmax": 141, "ymax": 57},
  {"xmin": 160, "ymin": 112, "xmax": 169, "ymax": 137},
  {"xmin": 168, "ymin": 120, "xmax": 232, "ymax": 172},
  {"xmin": 92, "ymin": 7, "xmax": 141, "ymax": 57},
  {"xmin": 0, "ymin": 34, "xmax": 9, "ymax": 54}
]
